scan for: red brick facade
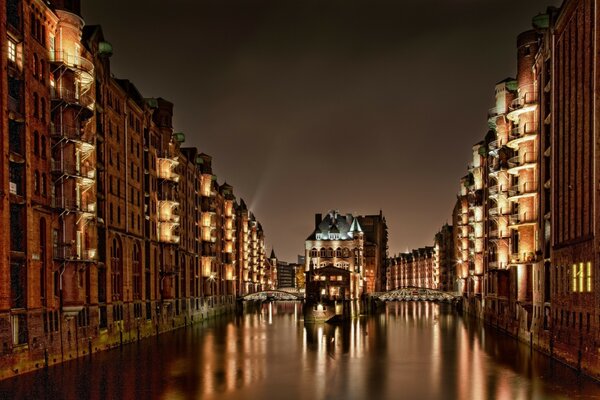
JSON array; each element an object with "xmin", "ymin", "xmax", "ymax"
[{"xmin": 0, "ymin": 0, "xmax": 271, "ymax": 379}]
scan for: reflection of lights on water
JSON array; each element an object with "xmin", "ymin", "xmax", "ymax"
[{"xmin": 268, "ymin": 302, "xmax": 273, "ymax": 324}]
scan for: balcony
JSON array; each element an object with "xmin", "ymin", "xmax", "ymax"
[
  {"xmin": 50, "ymin": 123, "xmax": 94, "ymax": 148},
  {"xmin": 508, "ymin": 181, "xmax": 537, "ymax": 200},
  {"xmin": 507, "ymin": 126, "xmax": 537, "ymax": 149},
  {"xmin": 202, "ymin": 242, "xmax": 217, "ymax": 257},
  {"xmin": 488, "ymin": 185, "xmax": 500, "ymax": 197},
  {"xmin": 488, "ymin": 261, "xmax": 508, "ymax": 270},
  {"xmin": 488, "ymin": 139, "xmax": 501, "ymax": 153},
  {"xmin": 508, "ymin": 153, "xmax": 537, "ymax": 173},
  {"xmin": 53, "ymin": 246, "xmax": 97, "ymax": 262},
  {"xmin": 507, "ymin": 91, "xmax": 538, "ymax": 121},
  {"xmin": 488, "ymin": 106, "xmax": 506, "ymax": 121},
  {"xmin": 158, "ymin": 200, "xmax": 180, "ymax": 223},
  {"xmin": 48, "ymin": 51, "xmax": 94, "ymax": 78},
  {"xmin": 50, "ymin": 87, "xmax": 94, "ymax": 113},
  {"xmin": 201, "ymin": 196, "xmax": 217, "ymax": 212},
  {"xmin": 51, "ymin": 196, "xmax": 96, "ymax": 215},
  {"xmin": 509, "ymin": 212, "xmax": 537, "ymax": 227},
  {"xmin": 51, "ymin": 160, "xmax": 96, "ymax": 184},
  {"xmin": 157, "ymin": 153, "xmax": 180, "ymax": 183},
  {"xmin": 158, "ymin": 221, "xmax": 180, "ymax": 244},
  {"xmin": 489, "ymin": 230, "xmax": 509, "ymax": 242}
]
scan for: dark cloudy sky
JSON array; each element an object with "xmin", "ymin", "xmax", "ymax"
[{"xmin": 84, "ymin": 0, "xmax": 561, "ymax": 262}]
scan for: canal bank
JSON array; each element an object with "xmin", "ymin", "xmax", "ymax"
[
  {"xmin": 0, "ymin": 297, "xmax": 235, "ymax": 380},
  {"xmin": 461, "ymin": 296, "xmax": 600, "ymax": 383},
  {"xmin": 2, "ymin": 301, "xmax": 599, "ymax": 400}
]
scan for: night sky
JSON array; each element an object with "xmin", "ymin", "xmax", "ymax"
[{"xmin": 83, "ymin": 0, "xmax": 561, "ymax": 262}]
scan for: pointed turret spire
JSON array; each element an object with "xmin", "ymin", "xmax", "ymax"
[{"xmin": 349, "ymin": 217, "xmax": 363, "ymax": 233}]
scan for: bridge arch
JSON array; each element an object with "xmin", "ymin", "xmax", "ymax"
[
  {"xmin": 240, "ymin": 290, "xmax": 303, "ymax": 301},
  {"xmin": 370, "ymin": 287, "xmax": 460, "ymax": 303}
]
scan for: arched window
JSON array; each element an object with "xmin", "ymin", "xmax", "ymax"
[
  {"xmin": 310, "ymin": 248, "xmax": 318, "ymax": 258},
  {"xmin": 132, "ymin": 242, "xmax": 141, "ymax": 300},
  {"xmin": 40, "ymin": 136, "xmax": 46, "ymax": 159},
  {"xmin": 41, "ymin": 173, "xmax": 47, "ymax": 196},
  {"xmin": 111, "ymin": 237, "xmax": 123, "ymax": 301},
  {"xmin": 342, "ymin": 248, "xmax": 350, "ymax": 258},
  {"xmin": 33, "ymin": 93, "xmax": 39, "ymax": 118},
  {"xmin": 40, "ymin": 98, "xmax": 46, "ymax": 122},
  {"xmin": 33, "ymin": 131, "xmax": 39, "ymax": 155},
  {"xmin": 335, "ymin": 248, "xmax": 342, "ymax": 258},
  {"xmin": 327, "ymin": 248, "xmax": 333, "ymax": 258},
  {"xmin": 40, "ymin": 60, "xmax": 45, "ymax": 83},
  {"xmin": 320, "ymin": 248, "xmax": 326, "ymax": 258},
  {"xmin": 33, "ymin": 53, "xmax": 38, "ymax": 77},
  {"xmin": 34, "ymin": 171, "xmax": 39, "ymax": 194},
  {"xmin": 40, "ymin": 218, "xmax": 47, "ymax": 302}
]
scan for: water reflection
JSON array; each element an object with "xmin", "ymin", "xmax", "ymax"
[{"xmin": 1, "ymin": 302, "xmax": 599, "ymax": 400}]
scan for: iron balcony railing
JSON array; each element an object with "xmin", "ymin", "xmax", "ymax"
[
  {"xmin": 51, "ymin": 160, "xmax": 96, "ymax": 180},
  {"xmin": 53, "ymin": 246, "xmax": 97, "ymax": 262},
  {"xmin": 48, "ymin": 51, "xmax": 94, "ymax": 76},
  {"xmin": 509, "ymin": 91, "xmax": 538, "ymax": 111},
  {"xmin": 509, "ymin": 212, "xmax": 537, "ymax": 226},
  {"xmin": 50, "ymin": 86, "xmax": 94, "ymax": 110},
  {"xmin": 50, "ymin": 123, "xmax": 94, "ymax": 146},
  {"xmin": 508, "ymin": 181, "xmax": 537, "ymax": 197},
  {"xmin": 51, "ymin": 196, "xmax": 96, "ymax": 214},
  {"xmin": 508, "ymin": 153, "xmax": 537, "ymax": 169}
]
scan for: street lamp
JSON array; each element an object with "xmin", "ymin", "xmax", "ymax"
[{"xmin": 208, "ymin": 273, "xmax": 216, "ymax": 306}]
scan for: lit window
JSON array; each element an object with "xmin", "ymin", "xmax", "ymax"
[
  {"xmin": 572, "ymin": 262, "xmax": 593, "ymax": 293},
  {"xmin": 587, "ymin": 262, "xmax": 592, "ymax": 292},
  {"xmin": 8, "ymin": 40, "xmax": 16, "ymax": 62}
]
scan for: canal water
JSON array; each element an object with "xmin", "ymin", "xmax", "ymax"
[{"xmin": 1, "ymin": 302, "xmax": 600, "ymax": 400}]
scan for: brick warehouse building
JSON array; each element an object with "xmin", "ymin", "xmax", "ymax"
[
  {"xmin": 0, "ymin": 0, "xmax": 273, "ymax": 378},
  {"xmin": 448, "ymin": 0, "xmax": 600, "ymax": 378},
  {"xmin": 304, "ymin": 210, "xmax": 388, "ymax": 299}
]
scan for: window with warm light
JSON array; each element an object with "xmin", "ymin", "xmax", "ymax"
[
  {"xmin": 8, "ymin": 40, "xmax": 16, "ymax": 62},
  {"xmin": 572, "ymin": 262, "xmax": 593, "ymax": 293}
]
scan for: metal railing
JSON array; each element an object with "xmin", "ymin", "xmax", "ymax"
[
  {"xmin": 508, "ymin": 153, "xmax": 536, "ymax": 168},
  {"xmin": 50, "ymin": 123, "xmax": 94, "ymax": 145},
  {"xmin": 509, "ymin": 212, "xmax": 536, "ymax": 226},
  {"xmin": 51, "ymin": 160, "xmax": 96, "ymax": 180},
  {"xmin": 49, "ymin": 51, "xmax": 94, "ymax": 76},
  {"xmin": 53, "ymin": 246, "xmax": 97, "ymax": 262},
  {"xmin": 508, "ymin": 181, "xmax": 537, "ymax": 197},
  {"xmin": 51, "ymin": 196, "xmax": 96, "ymax": 213},
  {"xmin": 50, "ymin": 86, "xmax": 94, "ymax": 110}
]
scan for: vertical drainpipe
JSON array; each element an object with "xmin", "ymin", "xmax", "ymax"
[
  {"xmin": 124, "ymin": 102, "xmax": 129, "ymax": 322},
  {"xmin": 124, "ymin": 103, "xmax": 128, "ymax": 233}
]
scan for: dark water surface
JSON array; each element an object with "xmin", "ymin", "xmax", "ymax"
[{"xmin": 1, "ymin": 302, "xmax": 600, "ymax": 400}]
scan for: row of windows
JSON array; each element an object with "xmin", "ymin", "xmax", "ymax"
[
  {"xmin": 32, "ymin": 92, "xmax": 47, "ymax": 122},
  {"xmin": 31, "ymin": 52, "xmax": 46, "ymax": 84},
  {"xmin": 33, "ymin": 170, "xmax": 48, "ymax": 197},
  {"xmin": 30, "ymin": 9, "xmax": 47, "ymax": 45},
  {"xmin": 32, "ymin": 131, "xmax": 47, "ymax": 158},
  {"xmin": 555, "ymin": 262, "xmax": 594, "ymax": 294},
  {"xmin": 310, "ymin": 248, "xmax": 353, "ymax": 258}
]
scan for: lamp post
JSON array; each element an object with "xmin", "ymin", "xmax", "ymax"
[{"xmin": 208, "ymin": 273, "xmax": 216, "ymax": 307}]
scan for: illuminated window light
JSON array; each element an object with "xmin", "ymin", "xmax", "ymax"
[
  {"xmin": 587, "ymin": 261, "xmax": 592, "ymax": 293},
  {"xmin": 8, "ymin": 40, "xmax": 16, "ymax": 62},
  {"xmin": 579, "ymin": 262, "xmax": 584, "ymax": 293}
]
